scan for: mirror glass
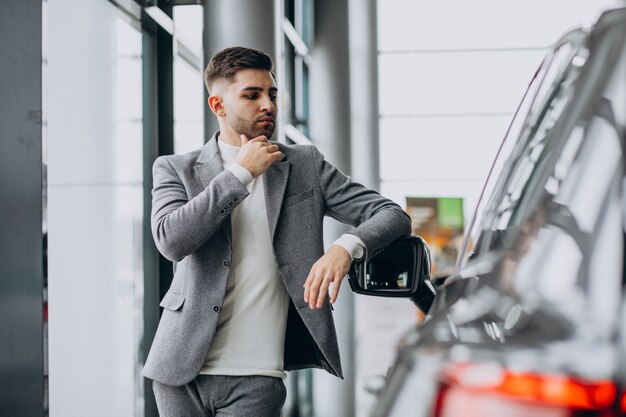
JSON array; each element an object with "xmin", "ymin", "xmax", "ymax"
[
  {"xmin": 360, "ymin": 238, "xmax": 416, "ymax": 291},
  {"xmin": 348, "ymin": 236, "xmax": 435, "ymax": 312}
]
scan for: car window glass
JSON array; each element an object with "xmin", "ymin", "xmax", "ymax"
[
  {"xmin": 458, "ymin": 33, "xmax": 588, "ymax": 267},
  {"xmin": 473, "ymin": 45, "xmax": 587, "ymax": 256},
  {"xmin": 509, "ymin": 108, "xmax": 623, "ymax": 337},
  {"xmin": 586, "ymin": 176, "xmax": 622, "ymax": 336},
  {"xmin": 553, "ymin": 117, "xmax": 621, "ymax": 232},
  {"xmin": 512, "ymin": 225, "xmax": 584, "ymax": 314}
]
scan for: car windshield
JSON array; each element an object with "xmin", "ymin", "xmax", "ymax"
[{"xmin": 457, "ymin": 30, "xmax": 589, "ymax": 268}]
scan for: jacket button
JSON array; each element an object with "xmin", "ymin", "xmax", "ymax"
[
  {"xmin": 233, "ymin": 197, "xmax": 239, "ymax": 202},
  {"xmin": 213, "ymin": 306, "xmax": 221, "ymax": 313},
  {"xmin": 228, "ymin": 201, "xmax": 234, "ymax": 207},
  {"xmin": 223, "ymin": 260, "xmax": 230, "ymax": 268},
  {"xmin": 219, "ymin": 209, "xmax": 225, "ymax": 215}
]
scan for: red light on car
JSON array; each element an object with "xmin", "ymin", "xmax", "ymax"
[{"xmin": 434, "ymin": 363, "xmax": 620, "ymax": 417}]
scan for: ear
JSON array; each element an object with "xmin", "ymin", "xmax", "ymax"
[{"xmin": 208, "ymin": 95, "xmax": 225, "ymax": 116}]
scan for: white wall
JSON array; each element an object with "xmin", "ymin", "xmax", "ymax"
[
  {"xmin": 377, "ymin": 0, "xmax": 622, "ymax": 209},
  {"xmin": 355, "ymin": 2, "xmax": 623, "ymax": 416}
]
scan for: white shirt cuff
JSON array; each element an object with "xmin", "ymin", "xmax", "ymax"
[
  {"xmin": 227, "ymin": 164, "xmax": 253, "ymax": 186},
  {"xmin": 332, "ymin": 233, "xmax": 365, "ymax": 261}
]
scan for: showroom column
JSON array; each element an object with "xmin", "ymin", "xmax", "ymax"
[
  {"xmin": 0, "ymin": 0, "xmax": 44, "ymax": 415},
  {"xmin": 349, "ymin": 0, "xmax": 380, "ymax": 190},
  {"xmin": 348, "ymin": 2, "xmax": 384, "ymax": 415},
  {"xmin": 203, "ymin": 0, "xmax": 277, "ymax": 139},
  {"xmin": 309, "ymin": 0, "xmax": 355, "ymax": 416}
]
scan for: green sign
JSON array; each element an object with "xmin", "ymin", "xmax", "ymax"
[{"xmin": 437, "ymin": 198, "xmax": 464, "ymax": 228}]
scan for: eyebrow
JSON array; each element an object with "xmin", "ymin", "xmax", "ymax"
[{"xmin": 241, "ymin": 86, "xmax": 278, "ymax": 93}]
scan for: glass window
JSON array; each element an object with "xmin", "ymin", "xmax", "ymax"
[
  {"xmin": 278, "ymin": 0, "xmax": 313, "ymax": 144},
  {"xmin": 173, "ymin": 5, "xmax": 205, "ymax": 154},
  {"xmin": 46, "ymin": 1, "xmax": 145, "ymax": 415}
]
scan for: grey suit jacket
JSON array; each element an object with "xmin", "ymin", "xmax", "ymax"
[{"xmin": 142, "ymin": 134, "xmax": 411, "ymax": 386}]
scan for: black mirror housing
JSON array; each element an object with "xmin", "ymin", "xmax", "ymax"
[{"xmin": 348, "ymin": 235, "xmax": 436, "ymax": 314}]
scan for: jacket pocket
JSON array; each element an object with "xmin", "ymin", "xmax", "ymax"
[
  {"xmin": 159, "ymin": 291, "xmax": 185, "ymax": 311},
  {"xmin": 284, "ymin": 188, "xmax": 313, "ymax": 206}
]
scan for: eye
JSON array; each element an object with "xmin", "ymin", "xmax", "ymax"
[
  {"xmin": 270, "ymin": 94, "xmax": 277, "ymax": 101},
  {"xmin": 245, "ymin": 93, "xmax": 258, "ymax": 100}
]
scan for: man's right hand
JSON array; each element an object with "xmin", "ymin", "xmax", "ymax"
[{"xmin": 237, "ymin": 134, "xmax": 283, "ymax": 177}]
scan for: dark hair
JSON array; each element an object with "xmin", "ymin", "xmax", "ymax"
[{"xmin": 204, "ymin": 46, "xmax": 274, "ymax": 94}]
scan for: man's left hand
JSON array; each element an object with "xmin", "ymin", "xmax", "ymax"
[{"xmin": 303, "ymin": 245, "xmax": 352, "ymax": 309}]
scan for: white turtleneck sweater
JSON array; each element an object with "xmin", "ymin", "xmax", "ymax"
[{"xmin": 199, "ymin": 138, "xmax": 363, "ymax": 378}]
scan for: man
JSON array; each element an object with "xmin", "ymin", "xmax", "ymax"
[{"xmin": 143, "ymin": 46, "xmax": 411, "ymax": 416}]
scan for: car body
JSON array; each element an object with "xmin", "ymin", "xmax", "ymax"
[{"xmin": 365, "ymin": 7, "xmax": 626, "ymax": 417}]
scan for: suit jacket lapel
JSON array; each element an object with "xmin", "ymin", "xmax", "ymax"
[
  {"xmin": 193, "ymin": 135, "xmax": 224, "ymax": 191},
  {"xmin": 193, "ymin": 134, "xmax": 233, "ymax": 241},
  {"xmin": 263, "ymin": 155, "xmax": 290, "ymax": 243}
]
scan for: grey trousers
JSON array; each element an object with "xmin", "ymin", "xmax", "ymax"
[{"xmin": 152, "ymin": 375, "xmax": 286, "ymax": 417}]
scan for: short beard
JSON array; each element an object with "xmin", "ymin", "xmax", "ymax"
[{"xmin": 229, "ymin": 113, "xmax": 275, "ymax": 140}]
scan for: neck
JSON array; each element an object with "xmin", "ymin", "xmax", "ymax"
[{"xmin": 217, "ymin": 124, "xmax": 242, "ymax": 147}]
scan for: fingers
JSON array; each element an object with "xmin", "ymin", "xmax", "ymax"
[
  {"xmin": 303, "ymin": 246, "xmax": 351, "ymax": 309},
  {"xmin": 242, "ymin": 136, "xmax": 279, "ymax": 154},
  {"xmin": 263, "ymin": 143, "xmax": 279, "ymax": 152},
  {"xmin": 329, "ymin": 275, "xmax": 344, "ymax": 304},
  {"xmin": 316, "ymin": 275, "xmax": 333, "ymax": 308},
  {"xmin": 303, "ymin": 267, "xmax": 324, "ymax": 309},
  {"xmin": 236, "ymin": 140, "xmax": 282, "ymax": 177},
  {"xmin": 269, "ymin": 147, "xmax": 283, "ymax": 161},
  {"xmin": 303, "ymin": 269, "xmax": 315, "ymax": 305},
  {"xmin": 303, "ymin": 268, "xmax": 327, "ymax": 309},
  {"xmin": 249, "ymin": 135, "xmax": 269, "ymax": 143},
  {"xmin": 303, "ymin": 267, "xmax": 344, "ymax": 309},
  {"xmin": 259, "ymin": 143, "xmax": 283, "ymax": 161}
]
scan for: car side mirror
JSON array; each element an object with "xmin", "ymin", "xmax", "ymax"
[{"xmin": 348, "ymin": 235, "xmax": 436, "ymax": 314}]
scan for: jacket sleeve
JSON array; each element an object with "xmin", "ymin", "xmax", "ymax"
[
  {"xmin": 150, "ymin": 156, "xmax": 249, "ymax": 261},
  {"xmin": 310, "ymin": 146, "xmax": 412, "ymax": 259}
]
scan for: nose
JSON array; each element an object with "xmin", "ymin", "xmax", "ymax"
[{"xmin": 260, "ymin": 94, "xmax": 275, "ymax": 114}]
